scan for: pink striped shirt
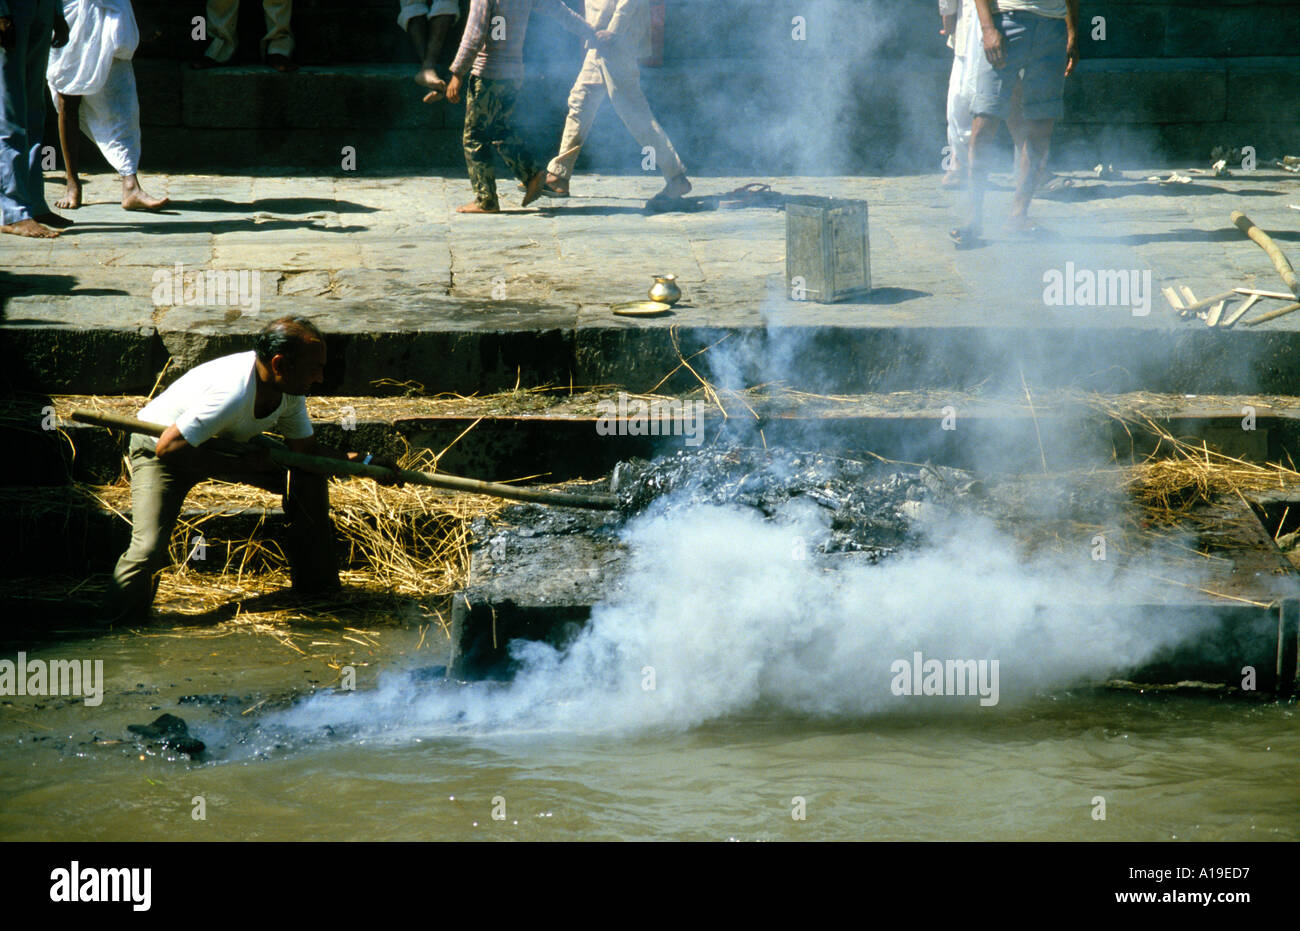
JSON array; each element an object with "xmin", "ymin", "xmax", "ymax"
[{"xmin": 451, "ymin": 0, "xmax": 595, "ymax": 80}]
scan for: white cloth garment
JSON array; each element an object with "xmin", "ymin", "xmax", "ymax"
[
  {"xmin": 398, "ymin": 0, "xmax": 461, "ymax": 30},
  {"xmin": 139, "ymin": 351, "xmax": 314, "ymax": 447},
  {"xmin": 47, "ymin": 0, "xmax": 143, "ymax": 176},
  {"xmin": 945, "ymin": 0, "xmax": 980, "ymax": 170},
  {"xmin": 47, "ymin": 0, "xmax": 139, "ymax": 96}
]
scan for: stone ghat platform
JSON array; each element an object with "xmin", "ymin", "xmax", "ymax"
[{"xmin": 3, "ymin": 171, "xmax": 1300, "ymax": 398}]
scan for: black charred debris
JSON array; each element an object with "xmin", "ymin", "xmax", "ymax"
[{"xmin": 472, "ymin": 447, "xmax": 984, "ymax": 563}]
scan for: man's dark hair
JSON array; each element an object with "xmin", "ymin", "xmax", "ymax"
[{"xmin": 254, "ymin": 316, "xmax": 325, "ymax": 365}]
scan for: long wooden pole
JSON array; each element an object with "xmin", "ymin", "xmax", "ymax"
[
  {"xmin": 1230, "ymin": 211, "xmax": 1300, "ymax": 298},
  {"xmin": 1243, "ymin": 301, "xmax": 1300, "ymax": 327},
  {"xmin": 70, "ymin": 409, "xmax": 619, "ymax": 511}
]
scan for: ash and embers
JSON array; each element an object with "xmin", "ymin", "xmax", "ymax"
[{"xmin": 477, "ymin": 447, "xmax": 985, "ymax": 566}]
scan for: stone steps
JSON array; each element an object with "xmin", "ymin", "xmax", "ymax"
[
  {"xmin": 11, "ymin": 389, "xmax": 1300, "ymax": 483},
  {"xmin": 6, "ymin": 390, "xmax": 1300, "ymax": 574},
  {"xmin": 12, "ymin": 302, "xmax": 1300, "ymax": 398},
  {"xmin": 97, "ymin": 56, "xmax": 1300, "ymax": 173}
]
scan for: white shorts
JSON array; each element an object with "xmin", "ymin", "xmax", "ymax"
[{"xmin": 398, "ymin": 1, "xmax": 460, "ymax": 31}]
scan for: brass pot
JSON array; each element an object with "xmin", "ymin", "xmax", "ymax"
[{"xmin": 649, "ymin": 274, "xmax": 681, "ymax": 305}]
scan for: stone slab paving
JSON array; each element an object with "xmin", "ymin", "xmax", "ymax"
[{"xmin": 2, "ymin": 165, "xmax": 1299, "ymax": 394}]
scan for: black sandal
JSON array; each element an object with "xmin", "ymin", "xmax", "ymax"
[{"xmin": 949, "ymin": 226, "xmax": 980, "ymax": 250}]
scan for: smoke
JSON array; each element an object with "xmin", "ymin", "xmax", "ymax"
[
  {"xmin": 268, "ymin": 490, "xmax": 1215, "ymax": 743},
  {"xmin": 252, "ymin": 3, "xmax": 1244, "ymax": 746}
]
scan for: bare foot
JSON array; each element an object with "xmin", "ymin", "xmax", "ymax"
[
  {"xmin": 55, "ymin": 184, "xmax": 82, "ymax": 209},
  {"xmin": 1003, "ymin": 215, "xmax": 1047, "ymax": 236},
  {"xmin": 35, "ymin": 212, "xmax": 74, "ymax": 229},
  {"xmin": 421, "ymin": 83, "xmax": 446, "ymax": 103},
  {"xmin": 122, "ymin": 189, "xmax": 171, "ymax": 211},
  {"xmin": 456, "ymin": 202, "xmax": 499, "ymax": 213},
  {"xmin": 1, "ymin": 218, "xmax": 60, "ymax": 238},
  {"xmin": 415, "ymin": 68, "xmax": 442, "ymax": 88},
  {"xmin": 520, "ymin": 171, "xmax": 545, "ymax": 207},
  {"xmin": 941, "ymin": 169, "xmax": 966, "ymax": 190},
  {"xmin": 654, "ymin": 175, "xmax": 692, "ymax": 200}
]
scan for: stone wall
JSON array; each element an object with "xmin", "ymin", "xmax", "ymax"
[{"xmin": 61, "ymin": 0, "xmax": 1300, "ymax": 172}]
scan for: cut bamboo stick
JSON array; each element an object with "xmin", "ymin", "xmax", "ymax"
[
  {"xmin": 1230, "ymin": 210, "xmax": 1300, "ymax": 298},
  {"xmin": 1221, "ymin": 293, "xmax": 1261, "ymax": 328},
  {"xmin": 1233, "ymin": 288, "xmax": 1295, "ymax": 300},
  {"xmin": 1162, "ymin": 286, "xmax": 1184, "ymax": 311},
  {"xmin": 1243, "ymin": 301, "xmax": 1300, "ymax": 327},
  {"xmin": 1177, "ymin": 289, "xmax": 1237, "ymax": 316},
  {"xmin": 1206, "ymin": 300, "xmax": 1226, "ymax": 326}
]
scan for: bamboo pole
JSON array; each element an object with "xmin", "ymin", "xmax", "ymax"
[
  {"xmin": 1243, "ymin": 301, "xmax": 1300, "ymax": 327},
  {"xmin": 70, "ymin": 409, "xmax": 618, "ymax": 511},
  {"xmin": 1230, "ymin": 211, "xmax": 1300, "ymax": 298},
  {"xmin": 1177, "ymin": 289, "xmax": 1237, "ymax": 317}
]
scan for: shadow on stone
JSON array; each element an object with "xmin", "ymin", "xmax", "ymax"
[{"xmin": 164, "ymin": 197, "xmax": 379, "ymax": 215}]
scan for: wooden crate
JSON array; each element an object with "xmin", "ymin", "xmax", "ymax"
[{"xmin": 785, "ymin": 199, "xmax": 871, "ymax": 303}]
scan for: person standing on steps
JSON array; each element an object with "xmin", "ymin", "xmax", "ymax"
[
  {"xmin": 48, "ymin": 0, "xmax": 170, "ymax": 212},
  {"xmin": 0, "ymin": 0, "xmax": 71, "ymax": 238}
]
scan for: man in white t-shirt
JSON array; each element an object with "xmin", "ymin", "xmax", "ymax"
[{"xmin": 105, "ymin": 316, "xmax": 395, "ymax": 623}]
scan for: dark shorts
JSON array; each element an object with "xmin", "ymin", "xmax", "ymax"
[{"xmin": 971, "ymin": 11, "xmax": 1068, "ymax": 122}]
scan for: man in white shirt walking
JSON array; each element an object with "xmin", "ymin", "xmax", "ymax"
[{"xmin": 105, "ymin": 316, "xmax": 396, "ymax": 623}]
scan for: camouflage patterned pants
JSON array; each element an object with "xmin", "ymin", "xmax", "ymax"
[{"xmin": 462, "ymin": 75, "xmax": 541, "ymax": 211}]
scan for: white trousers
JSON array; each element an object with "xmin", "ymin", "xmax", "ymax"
[
  {"xmin": 547, "ymin": 42, "xmax": 684, "ymax": 181},
  {"xmin": 945, "ymin": 17, "xmax": 980, "ymax": 171},
  {"xmin": 51, "ymin": 56, "xmax": 142, "ymax": 176}
]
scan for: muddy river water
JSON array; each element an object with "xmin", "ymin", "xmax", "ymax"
[{"xmin": 1, "ymin": 623, "xmax": 1296, "ymax": 842}]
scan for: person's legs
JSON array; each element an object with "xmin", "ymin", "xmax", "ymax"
[
  {"xmin": 262, "ymin": 0, "xmax": 296, "ymax": 70},
  {"xmin": 399, "ymin": 1, "xmax": 431, "ymax": 56},
  {"xmin": 54, "ymin": 92, "xmax": 81, "ymax": 209},
  {"xmin": 1007, "ymin": 117, "xmax": 1053, "ymax": 228},
  {"xmin": 281, "ymin": 471, "xmax": 339, "ymax": 593},
  {"xmin": 79, "ymin": 58, "xmax": 168, "ymax": 210},
  {"xmin": 230, "ymin": 466, "xmax": 340, "ymax": 594},
  {"xmin": 955, "ymin": 11, "xmax": 1030, "ymax": 244},
  {"xmin": 425, "ymin": 13, "xmax": 454, "ymax": 69},
  {"xmin": 545, "ymin": 50, "xmax": 606, "ymax": 193},
  {"xmin": 420, "ymin": 1, "xmax": 458, "ymax": 87},
  {"xmin": 944, "ymin": 51, "xmax": 970, "ymax": 187},
  {"xmin": 202, "ymin": 0, "xmax": 240, "ymax": 64},
  {"xmin": 484, "ymin": 78, "xmax": 541, "ymax": 190},
  {"xmin": 107, "ymin": 443, "xmax": 197, "ymax": 623},
  {"xmin": 24, "ymin": 0, "xmax": 63, "ymax": 226},
  {"xmin": 960, "ymin": 112, "xmax": 1000, "ymax": 244},
  {"xmin": 1, "ymin": 0, "xmax": 60, "ymax": 236},
  {"xmin": 598, "ymin": 44, "xmax": 688, "ymax": 199},
  {"xmin": 1006, "ymin": 14, "xmax": 1067, "ymax": 227},
  {"xmin": 460, "ymin": 75, "xmax": 501, "ymax": 212}
]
